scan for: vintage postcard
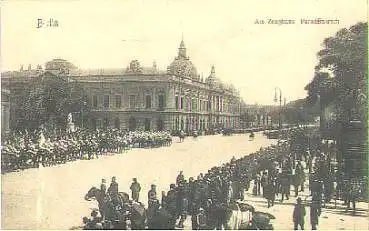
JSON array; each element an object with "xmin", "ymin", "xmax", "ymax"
[{"xmin": 1, "ymin": 0, "xmax": 368, "ymax": 230}]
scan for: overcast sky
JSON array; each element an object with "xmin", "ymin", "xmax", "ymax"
[{"xmin": 1, "ymin": 0, "xmax": 367, "ymax": 105}]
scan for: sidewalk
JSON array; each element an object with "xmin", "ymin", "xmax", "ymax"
[
  {"xmin": 182, "ymin": 170, "xmax": 368, "ymax": 230},
  {"xmin": 242, "ymin": 179, "xmax": 368, "ymax": 230}
]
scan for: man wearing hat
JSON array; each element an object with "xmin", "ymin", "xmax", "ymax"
[
  {"xmin": 148, "ymin": 184, "xmax": 157, "ymax": 206},
  {"xmin": 176, "ymin": 171, "xmax": 185, "ymax": 186},
  {"xmin": 130, "ymin": 178, "xmax": 141, "ymax": 202},
  {"xmin": 108, "ymin": 176, "xmax": 119, "ymax": 205},
  {"xmin": 100, "ymin": 179, "xmax": 107, "ymax": 197},
  {"xmin": 292, "ymin": 197, "xmax": 306, "ymax": 230},
  {"xmin": 196, "ymin": 207, "xmax": 207, "ymax": 230},
  {"xmin": 310, "ymin": 200, "xmax": 321, "ymax": 230},
  {"xmin": 167, "ymin": 184, "xmax": 178, "ymax": 229}
]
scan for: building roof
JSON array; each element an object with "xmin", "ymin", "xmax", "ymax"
[
  {"xmin": 69, "ymin": 67, "xmax": 166, "ymax": 76},
  {"xmin": 167, "ymin": 40, "xmax": 199, "ymax": 80}
]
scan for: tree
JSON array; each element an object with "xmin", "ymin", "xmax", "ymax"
[
  {"xmin": 305, "ymin": 22, "xmax": 368, "ymax": 178},
  {"xmin": 17, "ymin": 72, "xmax": 89, "ymax": 131},
  {"xmin": 306, "ymin": 22, "xmax": 368, "ymax": 126}
]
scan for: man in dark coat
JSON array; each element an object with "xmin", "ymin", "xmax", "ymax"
[
  {"xmin": 265, "ymin": 179, "xmax": 276, "ymax": 208},
  {"xmin": 310, "ymin": 200, "xmax": 321, "ymax": 230},
  {"xmin": 167, "ymin": 184, "xmax": 178, "ymax": 229},
  {"xmin": 108, "ymin": 176, "xmax": 119, "ymax": 205},
  {"xmin": 176, "ymin": 171, "xmax": 185, "ymax": 185},
  {"xmin": 293, "ymin": 197, "xmax": 306, "ymax": 230},
  {"xmin": 100, "ymin": 179, "xmax": 107, "ymax": 197},
  {"xmin": 196, "ymin": 208, "xmax": 207, "ymax": 230},
  {"xmin": 130, "ymin": 178, "xmax": 141, "ymax": 202},
  {"xmin": 280, "ymin": 174, "xmax": 290, "ymax": 202},
  {"xmin": 261, "ymin": 171, "xmax": 268, "ymax": 197},
  {"xmin": 178, "ymin": 197, "xmax": 189, "ymax": 228},
  {"xmin": 147, "ymin": 184, "xmax": 157, "ymax": 208}
]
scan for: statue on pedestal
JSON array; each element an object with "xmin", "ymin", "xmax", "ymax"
[{"xmin": 67, "ymin": 113, "xmax": 75, "ymax": 132}]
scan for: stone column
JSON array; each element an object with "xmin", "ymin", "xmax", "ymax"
[{"xmin": 167, "ymin": 86, "xmax": 176, "ymax": 110}]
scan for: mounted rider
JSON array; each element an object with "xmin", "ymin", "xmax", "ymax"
[
  {"xmin": 108, "ymin": 176, "xmax": 119, "ymax": 205},
  {"xmin": 100, "ymin": 179, "xmax": 107, "ymax": 198}
]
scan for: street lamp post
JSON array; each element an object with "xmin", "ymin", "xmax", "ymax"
[
  {"xmin": 274, "ymin": 87, "xmax": 282, "ymax": 129},
  {"xmin": 81, "ymin": 101, "xmax": 87, "ymax": 129}
]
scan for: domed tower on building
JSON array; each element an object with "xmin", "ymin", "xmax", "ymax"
[
  {"xmin": 206, "ymin": 65, "xmax": 220, "ymax": 87},
  {"xmin": 167, "ymin": 39, "xmax": 199, "ymax": 80}
]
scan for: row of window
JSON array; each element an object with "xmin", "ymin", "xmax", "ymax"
[
  {"xmin": 91, "ymin": 94, "xmax": 238, "ymax": 112},
  {"xmin": 174, "ymin": 96, "xmax": 237, "ymax": 113},
  {"xmin": 92, "ymin": 95, "xmax": 165, "ymax": 109}
]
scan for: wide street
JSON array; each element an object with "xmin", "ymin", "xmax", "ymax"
[{"xmin": 1, "ymin": 132, "xmax": 276, "ymax": 230}]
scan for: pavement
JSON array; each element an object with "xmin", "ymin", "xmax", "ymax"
[{"xmin": 181, "ymin": 167, "xmax": 369, "ymax": 230}]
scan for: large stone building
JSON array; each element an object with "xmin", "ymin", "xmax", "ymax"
[{"xmin": 2, "ymin": 40, "xmax": 242, "ymax": 132}]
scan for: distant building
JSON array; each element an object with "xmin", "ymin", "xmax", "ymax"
[
  {"xmin": 240, "ymin": 104, "xmax": 277, "ymax": 128},
  {"xmin": 1, "ymin": 89, "xmax": 10, "ymax": 135},
  {"xmin": 2, "ymin": 40, "xmax": 243, "ymax": 132}
]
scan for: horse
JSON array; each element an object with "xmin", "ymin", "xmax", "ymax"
[
  {"xmin": 84, "ymin": 187, "xmax": 130, "ymax": 220},
  {"xmin": 224, "ymin": 201, "xmax": 254, "ymax": 230},
  {"xmin": 147, "ymin": 205, "xmax": 172, "ymax": 230}
]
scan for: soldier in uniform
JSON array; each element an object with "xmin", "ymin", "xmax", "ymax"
[
  {"xmin": 176, "ymin": 171, "xmax": 185, "ymax": 186},
  {"xmin": 347, "ymin": 179, "xmax": 360, "ymax": 214},
  {"xmin": 296, "ymin": 161, "xmax": 305, "ymax": 192},
  {"xmin": 148, "ymin": 184, "xmax": 157, "ymax": 207},
  {"xmin": 100, "ymin": 179, "xmax": 107, "ymax": 198},
  {"xmin": 280, "ymin": 173, "xmax": 290, "ymax": 202},
  {"xmin": 255, "ymin": 173, "xmax": 261, "ymax": 196},
  {"xmin": 310, "ymin": 200, "xmax": 321, "ymax": 230},
  {"xmin": 178, "ymin": 196, "xmax": 189, "ymax": 228},
  {"xmin": 130, "ymin": 178, "xmax": 141, "ymax": 202},
  {"xmin": 292, "ymin": 197, "xmax": 306, "ymax": 230},
  {"xmin": 167, "ymin": 184, "xmax": 178, "ymax": 229},
  {"xmin": 108, "ymin": 176, "xmax": 119, "ymax": 205},
  {"xmin": 196, "ymin": 207, "xmax": 207, "ymax": 230},
  {"xmin": 265, "ymin": 179, "xmax": 276, "ymax": 208}
]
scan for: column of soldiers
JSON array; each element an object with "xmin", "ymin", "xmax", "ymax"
[
  {"xmin": 81, "ymin": 127, "xmax": 366, "ymax": 229},
  {"xmin": 1, "ymin": 129, "xmax": 172, "ymax": 171},
  {"xmin": 83, "ymin": 141, "xmax": 293, "ymax": 230}
]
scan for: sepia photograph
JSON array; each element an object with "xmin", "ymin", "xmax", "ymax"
[{"xmin": 1, "ymin": 0, "xmax": 368, "ymax": 230}]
